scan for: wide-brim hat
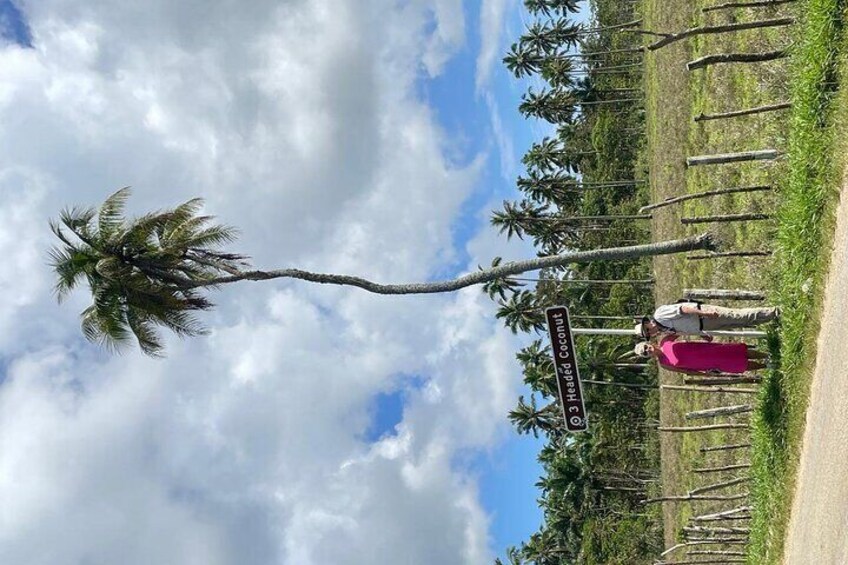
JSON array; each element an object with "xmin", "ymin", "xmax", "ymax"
[{"xmin": 633, "ymin": 342, "xmax": 652, "ymax": 358}]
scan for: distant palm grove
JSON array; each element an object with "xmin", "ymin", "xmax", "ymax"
[{"xmin": 492, "ymin": 0, "xmax": 662, "ymax": 563}]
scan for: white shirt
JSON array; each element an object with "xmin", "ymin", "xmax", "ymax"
[{"xmin": 653, "ymin": 302, "xmax": 702, "ymax": 334}]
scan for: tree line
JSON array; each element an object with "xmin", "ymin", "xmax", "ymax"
[{"xmin": 492, "ymin": 1, "xmax": 664, "ymax": 563}]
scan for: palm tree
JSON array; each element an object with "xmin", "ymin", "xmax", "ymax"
[
  {"xmin": 538, "ymin": 56, "xmax": 578, "ymax": 89},
  {"xmin": 508, "ymin": 395, "xmax": 562, "ymax": 437},
  {"xmin": 52, "ymin": 189, "xmax": 717, "ymax": 355},
  {"xmin": 496, "ymin": 290, "xmax": 545, "ymax": 334},
  {"xmin": 519, "ymin": 88, "xmax": 575, "ymax": 123},
  {"xmin": 503, "ymin": 42, "xmax": 544, "ymax": 78},
  {"xmin": 49, "ymin": 188, "xmax": 243, "ymax": 356},
  {"xmin": 519, "ymin": 18, "xmax": 581, "ymax": 55},
  {"xmin": 522, "ymin": 137, "xmax": 570, "ymax": 174},
  {"xmin": 523, "ymin": 0, "xmax": 581, "ymax": 17}
]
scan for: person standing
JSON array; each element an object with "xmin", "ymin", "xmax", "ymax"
[
  {"xmin": 635, "ymin": 302, "xmax": 778, "ymax": 340},
  {"xmin": 634, "ymin": 334, "xmax": 768, "ymax": 375}
]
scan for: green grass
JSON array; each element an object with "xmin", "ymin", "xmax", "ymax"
[
  {"xmin": 644, "ymin": 0, "xmax": 848, "ymax": 559},
  {"xmin": 643, "ymin": 0, "xmax": 794, "ymax": 550},
  {"xmin": 747, "ymin": 1, "xmax": 848, "ymax": 562}
]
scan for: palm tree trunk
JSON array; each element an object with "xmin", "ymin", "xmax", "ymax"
[
  {"xmin": 700, "ymin": 443, "xmax": 752, "ymax": 453},
  {"xmin": 562, "ymin": 47, "xmax": 645, "ymax": 59},
  {"xmin": 638, "ymin": 185, "xmax": 771, "ymax": 212},
  {"xmin": 577, "ymin": 19, "xmax": 644, "ymax": 34},
  {"xmin": 684, "ymin": 375, "xmax": 761, "ymax": 385},
  {"xmin": 574, "ymin": 98, "xmax": 643, "ymax": 106},
  {"xmin": 703, "ymin": 0, "xmax": 796, "ymax": 12},
  {"xmin": 643, "ymin": 492, "xmax": 748, "ymax": 504},
  {"xmin": 184, "ymin": 233, "xmax": 716, "ymax": 295},
  {"xmin": 693, "ymin": 464, "xmax": 751, "ymax": 474},
  {"xmin": 681, "ymin": 213, "xmax": 770, "ymax": 224},
  {"xmin": 687, "ymin": 50, "xmax": 788, "ymax": 71},
  {"xmin": 663, "ymin": 384, "xmax": 758, "ymax": 394},
  {"xmin": 687, "ymin": 250, "xmax": 771, "ymax": 259},
  {"xmin": 657, "ymin": 423, "xmax": 749, "ymax": 432},
  {"xmin": 685, "ymin": 404, "xmax": 753, "ymax": 420},
  {"xmin": 686, "ymin": 149, "xmax": 780, "ymax": 166},
  {"xmin": 688, "ymin": 478, "xmax": 749, "ymax": 496},
  {"xmin": 695, "ymin": 102, "xmax": 791, "ymax": 122},
  {"xmin": 649, "ymin": 17, "xmax": 794, "ymax": 50},
  {"xmin": 511, "ymin": 278, "xmax": 653, "ymax": 285}
]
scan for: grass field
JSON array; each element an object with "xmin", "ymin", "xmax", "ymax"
[{"xmin": 642, "ymin": 0, "xmax": 848, "ymax": 561}]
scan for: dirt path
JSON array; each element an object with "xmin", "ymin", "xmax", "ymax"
[{"xmin": 783, "ymin": 180, "xmax": 848, "ymax": 563}]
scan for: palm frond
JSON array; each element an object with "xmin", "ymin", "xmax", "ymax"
[
  {"xmin": 97, "ymin": 187, "xmax": 131, "ymax": 242},
  {"xmin": 125, "ymin": 309, "xmax": 165, "ymax": 357}
]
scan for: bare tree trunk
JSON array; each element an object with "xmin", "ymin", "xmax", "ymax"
[
  {"xmin": 639, "ymin": 185, "xmax": 771, "ymax": 212},
  {"xmin": 692, "ymin": 515, "xmax": 752, "ymax": 523},
  {"xmin": 692, "ymin": 506, "xmax": 751, "ymax": 522},
  {"xmin": 644, "ymin": 492, "xmax": 748, "ymax": 504},
  {"xmin": 654, "ymin": 559, "xmax": 745, "ymax": 565},
  {"xmin": 686, "ymin": 149, "xmax": 780, "ymax": 166},
  {"xmin": 681, "ymin": 213, "xmax": 770, "ymax": 224},
  {"xmin": 683, "ymin": 288, "xmax": 766, "ymax": 301},
  {"xmin": 649, "ymin": 17, "xmax": 793, "ymax": 50},
  {"xmin": 185, "ymin": 233, "xmax": 717, "ymax": 294},
  {"xmin": 684, "ymin": 525, "xmax": 750, "ymax": 535},
  {"xmin": 687, "ymin": 49, "xmax": 788, "ymax": 70},
  {"xmin": 581, "ymin": 63, "xmax": 644, "ymax": 72},
  {"xmin": 562, "ymin": 214, "xmax": 652, "ymax": 221},
  {"xmin": 550, "ymin": 181, "xmax": 646, "ymax": 189},
  {"xmin": 572, "ymin": 315, "xmax": 640, "ymax": 320},
  {"xmin": 695, "ymin": 102, "xmax": 791, "ymax": 121},
  {"xmin": 685, "ymin": 405, "xmax": 753, "ymax": 420},
  {"xmin": 513, "ymin": 278, "xmax": 654, "ymax": 285},
  {"xmin": 583, "ymin": 380, "xmax": 657, "ymax": 390},
  {"xmin": 574, "ymin": 97, "xmax": 643, "ymax": 105},
  {"xmin": 703, "ymin": 0, "xmax": 797, "ymax": 12},
  {"xmin": 694, "ymin": 463, "xmax": 752, "ymax": 474},
  {"xmin": 577, "ymin": 19, "xmax": 643, "ymax": 35},
  {"xmin": 689, "ymin": 550, "xmax": 747, "ymax": 556},
  {"xmin": 687, "ymin": 251, "xmax": 771, "ymax": 260},
  {"xmin": 701, "ymin": 443, "xmax": 752, "ymax": 453},
  {"xmin": 658, "ymin": 423, "xmax": 749, "ymax": 432},
  {"xmin": 685, "ymin": 538, "xmax": 748, "ymax": 545},
  {"xmin": 561, "ymin": 47, "xmax": 645, "ymax": 58},
  {"xmin": 662, "ymin": 384, "xmax": 758, "ymax": 394},
  {"xmin": 689, "ymin": 478, "xmax": 749, "ymax": 496},
  {"xmin": 684, "ymin": 375, "xmax": 761, "ymax": 385}
]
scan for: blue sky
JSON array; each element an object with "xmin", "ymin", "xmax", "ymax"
[
  {"xmin": 370, "ymin": 1, "xmax": 548, "ymax": 557},
  {"xmin": 0, "ymin": 0, "xmax": 31, "ymax": 47},
  {"xmin": 0, "ymin": 1, "xmax": 592, "ymax": 563}
]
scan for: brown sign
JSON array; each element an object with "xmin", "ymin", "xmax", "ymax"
[{"xmin": 545, "ymin": 306, "xmax": 588, "ymax": 432}]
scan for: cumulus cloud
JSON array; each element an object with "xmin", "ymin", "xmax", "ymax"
[
  {"xmin": 475, "ymin": 0, "xmax": 513, "ymax": 93},
  {"xmin": 0, "ymin": 1, "xmax": 527, "ymax": 564}
]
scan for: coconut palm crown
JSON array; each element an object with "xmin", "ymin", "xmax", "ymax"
[{"xmin": 49, "ymin": 188, "xmax": 244, "ymax": 356}]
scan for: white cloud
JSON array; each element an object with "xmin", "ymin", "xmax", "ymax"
[
  {"xmin": 483, "ymin": 91, "xmax": 518, "ymax": 182},
  {"xmin": 0, "ymin": 1, "xmax": 529, "ymax": 564},
  {"xmin": 475, "ymin": 0, "xmax": 513, "ymax": 93}
]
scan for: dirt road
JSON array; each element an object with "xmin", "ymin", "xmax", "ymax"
[{"xmin": 783, "ymin": 182, "xmax": 848, "ymax": 563}]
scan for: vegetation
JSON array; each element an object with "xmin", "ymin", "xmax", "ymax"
[
  {"xmin": 749, "ymin": 0, "xmax": 848, "ymax": 561},
  {"xmin": 492, "ymin": 0, "xmax": 667, "ymax": 563}
]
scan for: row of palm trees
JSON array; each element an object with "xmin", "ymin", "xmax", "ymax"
[{"xmin": 492, "ymin": 0, "xmax": 664, "ymax": 563}]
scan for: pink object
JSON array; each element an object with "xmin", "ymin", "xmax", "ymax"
[{"xmin": 658, "ymin": 336, "xmax": 748, "ymax": 374}]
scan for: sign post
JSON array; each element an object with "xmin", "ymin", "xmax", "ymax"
[{"xmin": 544, "ymin": 306, "xmax": 588, "ymax": 432}]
